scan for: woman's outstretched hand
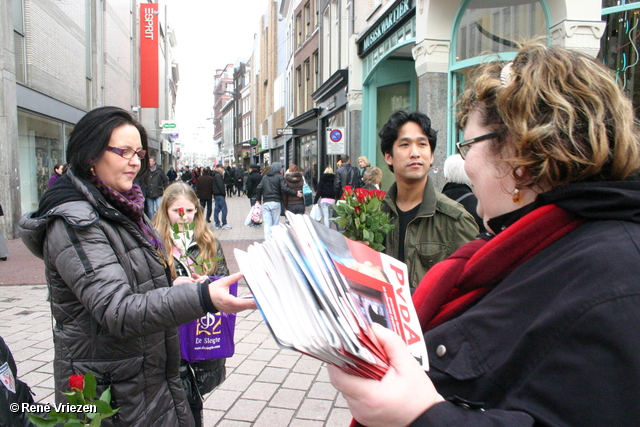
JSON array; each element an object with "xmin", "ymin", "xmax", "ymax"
[
  {"xmin": 328, "ymin": 324, "xmax": 444, "ymax": 427},
  {"xmin": 208, "ymin": 272, "xmax": 257, "ymax": 313}
]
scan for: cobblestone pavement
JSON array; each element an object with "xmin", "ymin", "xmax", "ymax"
[{"xmin": 0, "ymin": 193, "xmax": 352, "ymax": 426}]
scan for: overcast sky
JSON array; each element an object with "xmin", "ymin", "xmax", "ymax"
[{"xmin": 164, "ymin": 0, "xmax": 268, "ymax": 153}]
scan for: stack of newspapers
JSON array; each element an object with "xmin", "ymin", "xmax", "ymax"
[{"xmin": 235, "ymin": 212, "xmax": 428, "ymax": 379}]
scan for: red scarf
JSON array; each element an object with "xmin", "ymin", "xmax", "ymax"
[
  {"xmin": 350, "ymin": 204, "xmax": 582, "ymax": 427},
  {"xmin": 413, "ymin": 204, "xmax": 582, "ymax": 332}
]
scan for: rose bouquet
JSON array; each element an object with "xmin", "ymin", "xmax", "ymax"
[
  {"xmin": 28, "ymin": 372, "xmax": 118, "ymax": 427},
  {"xmin": 332, "ymin": 186, "xmax": 395, "ymax": 252}
]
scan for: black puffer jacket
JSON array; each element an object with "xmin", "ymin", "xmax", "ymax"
[
  {"xmin": 256, "ymin": 168, "xmax": 298, "ymax": 203},
  {"xmin": 19, "ymin": 169, "xmax": 211, "ymax": 427}
]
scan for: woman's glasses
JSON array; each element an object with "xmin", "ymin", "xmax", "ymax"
[
  {"xmin": 456, "ymin": 131, "xmax": 502, "ymax": 159},
  {"xmin": 106, "ymin": 146, "xmax": 147, "ymax": 159}
]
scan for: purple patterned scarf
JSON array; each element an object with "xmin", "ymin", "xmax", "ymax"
[{"xmin": 89, "ymin": 176, "xmax": 163, "ymax": 249}]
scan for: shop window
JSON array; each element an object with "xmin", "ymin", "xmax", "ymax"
[
  {"xmin": 599, "ymin": 4, "xmax": 640, "ymax": 118},
  {"xmin": 18, "ymin": 112, "xmax": 66, "ymax": 213},
  {"xmin": 455, "ymin": 0, "xmax": 547, "ymax": 62}
]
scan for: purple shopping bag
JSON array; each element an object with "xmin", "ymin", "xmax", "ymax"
[{"xmin": 178, "ymin": 279, "xmax": 237, "ymax": 363}]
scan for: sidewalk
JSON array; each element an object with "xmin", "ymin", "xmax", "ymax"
[{"xmin": 0, "ymin": 195, "xmax": 351, "ymax": 426}]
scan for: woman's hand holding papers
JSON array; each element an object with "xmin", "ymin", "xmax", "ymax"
[{"xmin": 328, "ymin": 324, "xmax": 444, "ymax": 427}]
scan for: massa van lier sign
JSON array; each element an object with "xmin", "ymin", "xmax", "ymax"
[
  {"xmin": 140, "ymin": 3, "xmax": 159, "ymax": 108},
  {"xmin": 358, "ymin": 0, "xmax": 413, "ymax": 57}
]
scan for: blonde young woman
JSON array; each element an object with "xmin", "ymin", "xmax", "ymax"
[{"xmin": 153, "ymin": 181, "xmax": 229, "ymax": 427}]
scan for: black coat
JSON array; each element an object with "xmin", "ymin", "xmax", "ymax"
[
  {"xmin": 211, "ymin": 171, "xmax": 225, "ymax": 196},
  {"xmin": 314, "ymin": 173, "xmax": 335, "ymax": 203},
  {"xmin": 413, "ymin": 180, "xmax": 640, "ymax": 426},
  {"xmin": 246, "ymin": 171, "xmax": 262, "ymax": 198},
  {"xmin": 195, "ymin": 174, "xmax": 214, "ymax": 200},
  {"xmin": 442, "ymin": 182, "xmax": 485, "ymax": 233}
]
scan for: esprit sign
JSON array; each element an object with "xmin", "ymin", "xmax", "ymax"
[
  {"xmin": 140, "ymin": 4, "xmax": 159, "ymax": 108},
  {"xmin": 359, "ymin": 0, "xmax": 412, "ymax": 56}
]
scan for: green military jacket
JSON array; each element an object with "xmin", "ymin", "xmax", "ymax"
[{"xmin": 382, "ymin": 177, "xmax": 479, "ymax": 288}]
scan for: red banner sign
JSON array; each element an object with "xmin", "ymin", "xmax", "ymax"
[{"xmin": 140, "ymin": 3, "xmax": 159, "ymax": 108}]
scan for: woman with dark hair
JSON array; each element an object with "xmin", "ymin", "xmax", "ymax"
[
  {"xmin": 283, "ymin": 164, "xmax": 305, "ymax": 215},
  {"xmin": 329, "ymin": 40, "xmax": 640, "ymax": 426},
  {"xmin": 19, "ymin": 106, "xmax": 255, "ymax": 427},
  {"xmin": 48, "ymin": 164, "xmax": 65, "ymax": 188}
]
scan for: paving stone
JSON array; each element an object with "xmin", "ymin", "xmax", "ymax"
[
  {"xmin": 14, "ymin": 359, "xmax": 47, "ymax": 376},
  {"xmin": 326, "ymin": 407, "xmax": 354, "ymax": 426},
  {"xmin": 240, "ymin": 331, "xmax": 270, "ymax": 344},
  {"xmin": 293, "ymin": 356, "xmax": 323, "ymax": 375},
  {"xmin": 256, "ymin": 366, "xmax": 289, "ymax": 383},
  {"xmin": 202, "ymin": 409, "xmax": 224, "ymax": 426},
  {"xmin": 281, "ymin": 372, "xmax": 315, "ymax": 390},
  {"xmin": 236, "ymin": 319, "xmax": 261, "ymax": 331},
  {"xmin": 253, "ymin": 407, "xmax": 295, "ymax": 427},
  {"xmin": 216, "ymin": 420, "xmax": 252, "ymax": 427},
  {"xmin": 30, "ymin": 386, "xmax": 55, "ymax": 404},
  {"xmin": 234, "ymin": 341, "xmax": 260, "ymax": 355},
  {"xmin": 315, "ymin": 364, "xmax": 330, "ymax": 381},
  {"xmin": 241, "ymin": 381, "xmax": 279, "ymax": 401},
  {"xmin": 334, "ymin": 392, "xmax": 349, "ymax": 408},
  {"xmin": 296, "ymin": 398, "xmax": 333, "ymax": 421},
  {"xmin": 289, "ymin": 418, "xmax": 324, "ymax": 427},
  {"xmin": 268, "ymin": 353, "xmax": 301, "ymax": 369},
  {"xmin": 203, "ymin": 389, "xmax": 242, "ymax": 411},
  {"xmin": 308, "ymin": 381, "xmax": 338, "ymax": 400},
  {"xmin": 217, "ymin": 373, "xmax": 256, "ymax": 392},
  {"xmin": 225, "ymin": 398, "xmax": 266, "ymax": 422},
  {"xmin": 269, "ymin": 388, "xmax": 305, "ymax": 409},
  {"xmin": 20, "ymin": 371, "xmax": 52, "ymax": 387},
  {"xmin": 246, "ymin": 347, "xmax": 278, "ymax": 362},
  {"xmin": 234, "ymin": 358, "xmax": 268, "ymax": 375},
  {"xmin": 225, "ymin": 352, "xmax": 248, "ymax": 369}
]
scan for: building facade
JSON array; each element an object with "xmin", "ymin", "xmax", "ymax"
[{"xmin": 0, "ymin": 0, "xmax": 179, "ymax": 239}]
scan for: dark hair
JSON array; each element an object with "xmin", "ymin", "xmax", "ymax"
[
  {"xmin": 340, "ymin": 155, "xmax": 350, "ymax": 163},
  {"xmin": 379, "ymin": 111, "xmax": 437, "ymax": 172},
  {"xmin": 66, "ymin": 106, "xmax": 148, "ymax": 180}
]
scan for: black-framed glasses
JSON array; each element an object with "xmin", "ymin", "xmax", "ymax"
[
  {"xmin": 456, "ymin": 131, "xmax": 502, "ymax": 159},
  {"xmin": 106, "ymin": 146, "xmax": 147, "ymax": 160}
]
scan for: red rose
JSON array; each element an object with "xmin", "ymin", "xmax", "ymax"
[
  {"xmin": 354, "ymin": 188, "xmax": 368, "ymax": 204},
  {"xmin": 69, "ymin": 374, "xmax": 84, "ymax": 391},
  {"xmin": 177, "ymin": 207, "xmax": 185, "ymax": 217},
  {"xmin": 343, "ymin": 185, "xmax": 353, "ymax": 195},
  {"xmin": 354, "ymin": 206, "xmax": 361, "ymax": 214},
  {"xmin": 375, "ymin": 189, "xmax": 386, "ymax": 200}
]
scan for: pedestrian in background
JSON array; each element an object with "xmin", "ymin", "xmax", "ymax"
[
  {"xmin": 152, "ymin": 182, "xmax": 230, "ymax": 427},
  {"xmin": 0, "ymin": 203, "xmax": 7, "ymax": 261},
  {"xmin": 48, "ymin": 164, "xmax": 65, "ymax": 188},
  {"xmin": 283, "ymin": 164, "xmax": 305, "ymax": 215},
  {"xmin": 442, "ymin": 154, "xmax": 485, "ymax": 233},
  {"xmin": 255, "ymin": 162, "xmax": 301, "ymax": 238},
  {"xmin": 144, "ymin": 156, "xmax": 169, "ymax": 219},
  {"xmin": 314, "ymin": 167, "xmax": 336, "ymax": 228},
  {"xmin": 195, "ymin": 167, "xmax": 214, "ymax": 223},
  {"xmin": 235, "ymin": 164, "xmax": 245, "ymax": 196},
  {"xmin": 358, "ymin": 156, "xmax": 371, "ymax": 177},
  {"xmin": 213, "ymin": 165, "xmax": 232, "ymax": 229},
  {"xmin": 362, "ymin": 166, "xmax": 383, "ymax": 190},
  {"xmin": 224, "ymin": 166, "xmax": 235, "ymax": 197},
  {"xmin": 167, "ymin": 166, "xmax": 177, "ymax": 182},
  {"xmin": 19, "ymin": 106, "xmax": 255, "ymax": 427},
  {"xmin": 246, "ymin": 164, "xmax": 262, "ymax": 207}
]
